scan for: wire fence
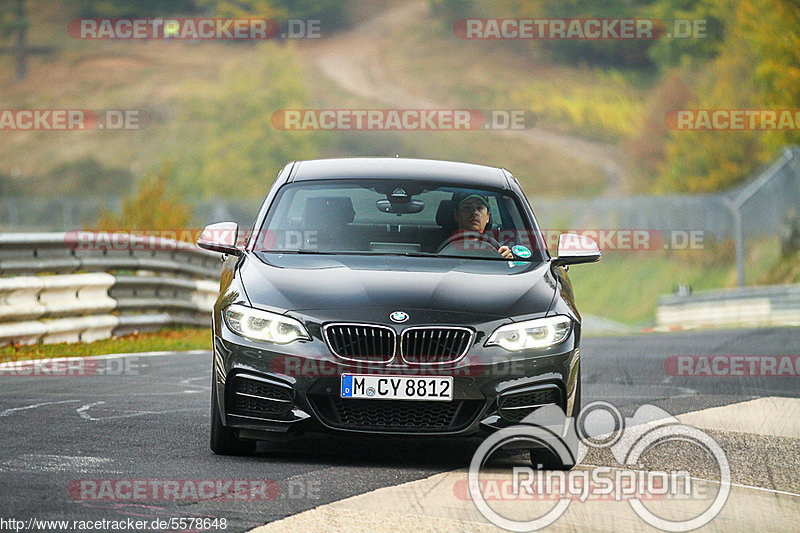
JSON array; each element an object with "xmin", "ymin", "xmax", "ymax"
[{"xmin": 534, "ymin": 146, "xmax": 800, "ymax": 240}]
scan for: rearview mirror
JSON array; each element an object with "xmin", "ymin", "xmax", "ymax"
[
  {"xmin": 376, "ymin": 199, "xmax": 425, "ymax": 214},
  {"xmin": 197, "ymin": 222, "xmax": 242, "ymax": 255},
  {"xmin": 552, "ymin": 233, "xmax": 601, "ymax": 267}
]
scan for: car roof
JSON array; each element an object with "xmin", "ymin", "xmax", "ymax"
[{"xmin": 288, "ymin": 157, "xmax": 510, "ymax": 188}]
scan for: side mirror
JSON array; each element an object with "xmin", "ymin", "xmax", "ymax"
[
  {"xmin": 552, "ymin": 233, "xmax": 601, "ymax": 267},
  {"xmin": 197, "ymin": 222, "xmax": 242, "ymax": 255}
]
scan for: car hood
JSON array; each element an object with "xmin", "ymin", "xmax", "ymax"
[{"xmin": 240, "ymin": 253, "xmax": 558, "ymax": 320}]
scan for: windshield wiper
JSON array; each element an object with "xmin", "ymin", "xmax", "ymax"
[{"xmin": 265, "ymin": 249, "xmax": 326, "ymax": 254}]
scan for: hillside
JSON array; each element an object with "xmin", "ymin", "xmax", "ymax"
[{"xmin": 0, "ymin": 0, "xmax": 617, "ymax": 199}]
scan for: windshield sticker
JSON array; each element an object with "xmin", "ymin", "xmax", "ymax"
[{"xmin": 511, "ymin": 245, "xmax": 532, "ymax": 258}]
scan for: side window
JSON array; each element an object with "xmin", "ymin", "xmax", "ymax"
[
  {"xmin": 497, "ymin": 195, "xmax": 524, "ymax": 230},
  {"xmin": 488, "ymin": 196, "xmax": 502, "ymax": 227},
  {"xmin": 285, "ymin": 189, "xmax": 307, "ymax": 222}
]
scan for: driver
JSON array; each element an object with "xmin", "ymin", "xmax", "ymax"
[{"xmin": 448, "ymin": 193, "xmax": 513, "ymax": 258}]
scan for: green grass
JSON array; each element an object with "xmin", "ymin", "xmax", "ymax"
[
  {"xmin": 0, "ymin": 328, "xmax": 209, "ymax": 362},
  {"xmin": 509, "ymin": 69, "xmax": 647, "ymax": 142},
  {"xmin": 570, "ymin": 238, "xmax": 784, "ymax": 325},
  {"xmin": 570, "ymin": 252, "xmax": 731, "ymax": 326},
  {"xmin": 758, "ymin": 249, "xmax": 800, "ymax": 284}
]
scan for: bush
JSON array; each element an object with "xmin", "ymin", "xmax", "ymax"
[{"xmin": 95, "ymin": 162, "xmax": 192, "ymax": 236}]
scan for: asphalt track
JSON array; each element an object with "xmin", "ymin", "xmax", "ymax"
[{"xmin": 0, "ymin": 327, "xmax": 798, "ymax": 532}]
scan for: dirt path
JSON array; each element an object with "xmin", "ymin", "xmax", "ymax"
[{"xmin": 300, "ymin": 1, "xmax": 625, "ymax": 194}]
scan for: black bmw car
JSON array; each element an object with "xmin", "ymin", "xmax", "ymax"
[{"xmin": 197, "ymin": 157, "xmax": 600, "ymax": 460}]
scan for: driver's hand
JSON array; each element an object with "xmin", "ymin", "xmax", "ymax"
[{"xmin": 498, "ymin": 245, "xmax": 513, "ymax": 259}]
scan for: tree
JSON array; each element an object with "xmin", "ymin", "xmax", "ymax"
[
  {"xmin": 658, "ymin": 0, "xmax": 799, "ymax": 192},
  {"xmin": 645, "ymin": 0, "xmax": 726, "ymax": 70},
  {"xmin": 496, "ymin": 0, "xmax": 659, "ymax": 67},
  {"xmin": 96, "ymin": 162, "xmax": 192, "ymax": 236},
  {"xmin": 624, "ymin": 70, "xmax": 694, "ymax": 190},
  {"xmin": 171, "ymin": 43, "xmax": 323, "ymax": 198},
  {"xmin": 0, "ymin": 0, "xmax": 30, "ymax": 81},
  {"xmin": 77, "ymin": 0, "xmax": 199, "ymax": 17},
  {"xmin": 196, "ymin": 0, "xmax": 348, "ymax": 30},
  {"xmin": 194, "ymin": 0, "xmax": 285, "ymax": 18},
  {"xmin": 737, "ymin": 0, "xmax": 800, "ymax": 153}
]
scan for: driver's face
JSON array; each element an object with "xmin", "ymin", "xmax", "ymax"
[{"xmin": 455, "ymin": 199, "xmax": 490, "ymax": 232}]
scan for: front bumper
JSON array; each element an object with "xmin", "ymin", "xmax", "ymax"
[{"xmin": 212, "ymin": 325, "xmax": 580, "ymax": 441}]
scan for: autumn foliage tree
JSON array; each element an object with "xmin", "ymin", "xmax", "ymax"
[
  {"xmin": 659, "ymin": 0, "xmax": 800, "ymax": 192},
  {"xmin": 96, "ymin": 163, "xmax": 193, "ymax": 240}
]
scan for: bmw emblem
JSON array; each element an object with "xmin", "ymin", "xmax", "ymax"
[{"xmin": 390, "ymin": 311, "xmax": 409, "ymax": 323}]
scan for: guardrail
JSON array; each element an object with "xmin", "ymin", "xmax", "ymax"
[
  {"xmin": 657, "ymin": 284, "xmax": 800, "ymax": 329},
  {"xmin": 0, "ymin": 232, "xmax": 221, "ymax": 346}
]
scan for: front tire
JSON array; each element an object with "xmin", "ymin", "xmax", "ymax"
[{"xmin": 210, "ymin": 375, "xmax": 256, "ymax": 456}]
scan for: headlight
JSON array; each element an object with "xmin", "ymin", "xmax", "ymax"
[
  {"xmin": 223, "ymin": 304, "xmax": 310, "ymax": 344},
  {"xmin": 486, "ymin": 316, "xmax": 572, "ymax": 351}
]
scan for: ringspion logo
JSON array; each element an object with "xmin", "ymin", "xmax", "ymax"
[{"xmin": 468, "ymin": 402, "xmax": 730, "ymax": 531}]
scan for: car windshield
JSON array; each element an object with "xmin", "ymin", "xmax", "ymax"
[{"xmin": 255, "ymin": 179, "xmax": 546, "ymax": 262}]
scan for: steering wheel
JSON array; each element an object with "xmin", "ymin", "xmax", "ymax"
[{"xmin": 437, "ymin": 233, "xmax": 505, "ymax": 258}]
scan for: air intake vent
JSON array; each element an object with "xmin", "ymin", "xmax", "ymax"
[
  {"xmin": 310, "ymin": 396, "xmax": 483, "ymax": 433},
  {"xmin": 498, "ymin": 387, "xmax": 561, "ymax": 423},
  {"xmin": 229, "ymin": 375, "xmax": 294, "ymax": 418}
]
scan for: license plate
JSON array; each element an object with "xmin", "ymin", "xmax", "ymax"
[{"xmin": 341, "ymin": 374, "xmax": 453, "ymax": 401}]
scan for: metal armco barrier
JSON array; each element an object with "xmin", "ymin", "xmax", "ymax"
[
  {"xmin": 657, "ymin": 284, "xmax": 800, "ymax": 329},
  {"xmin": 0, "ymin": 232, "xmax": 221, "ymax": 346}
]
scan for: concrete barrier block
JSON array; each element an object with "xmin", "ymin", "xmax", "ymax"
[
  {"xmin": 41, "ymin": 315, "xmax": 120, "ymax": 345},
  {"xmin": 38, "ymin": 273, "xmax": 117, "ymax": 317},
  {"xmin": 0, "ymin": 320, "xmax": 47, "ymax": 345},
  {"xmin": 0, "ymin": 277, "xmax": 46, "ymax": 321}
]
